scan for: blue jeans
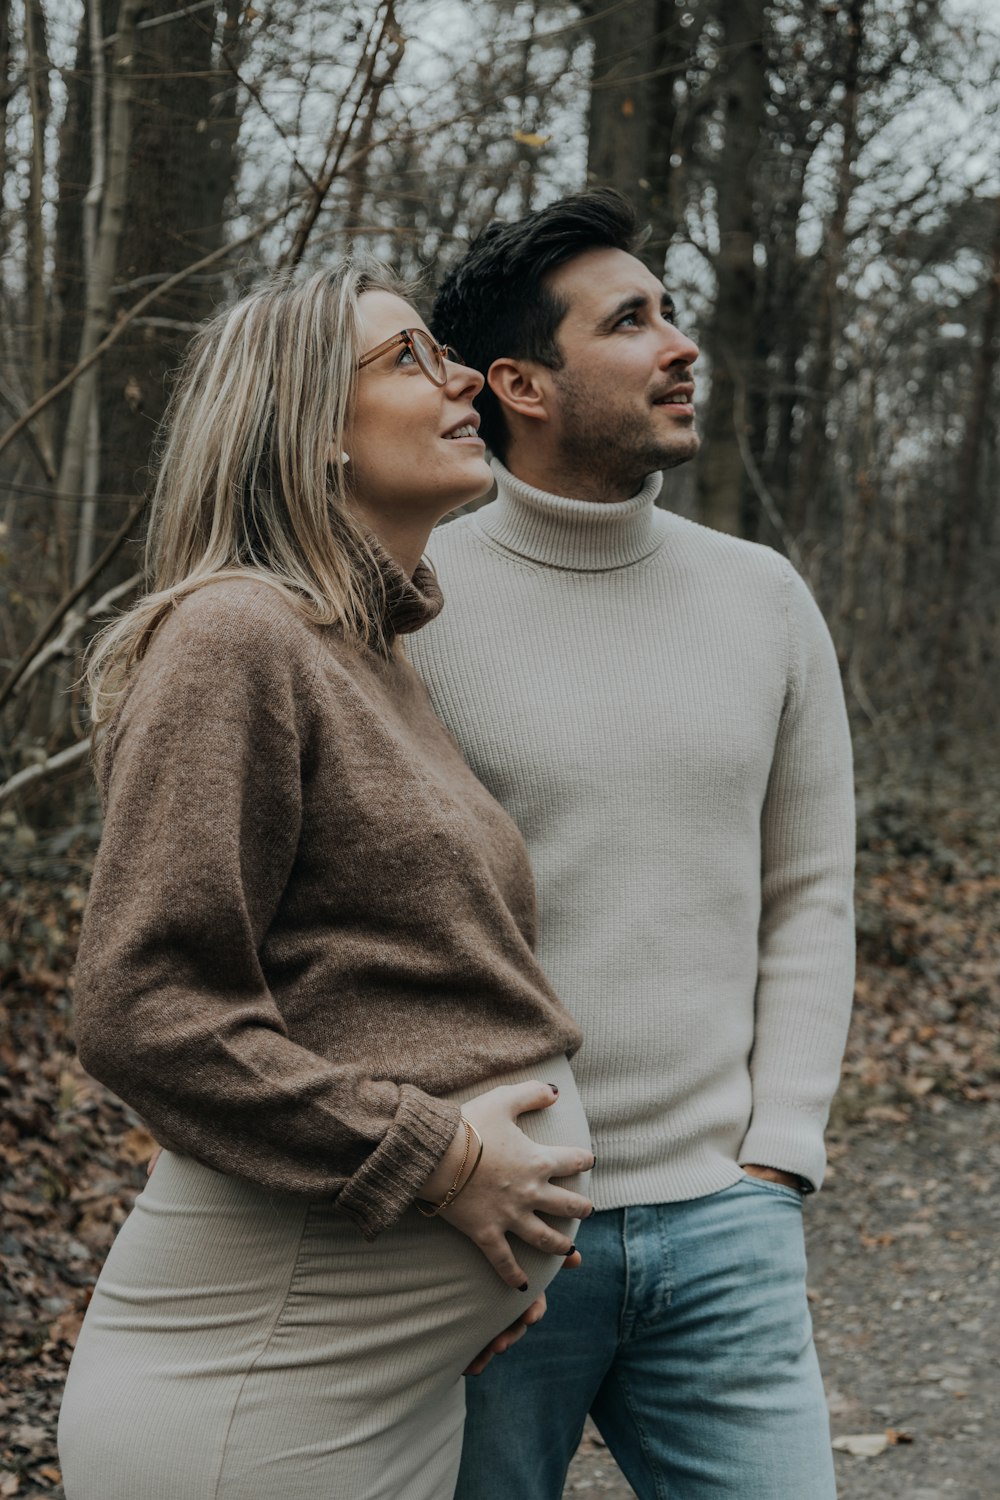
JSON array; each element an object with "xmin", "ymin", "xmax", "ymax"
[{"xmin": 455, "ymin": 1177, "xmax": 836, "ymax": 1500}]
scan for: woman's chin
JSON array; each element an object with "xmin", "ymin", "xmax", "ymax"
[{"xmin": 436, "ymin": 460, "xmax": 495, "ymax": 516}]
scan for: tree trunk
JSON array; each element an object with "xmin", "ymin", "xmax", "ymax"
[
  {"xmin": 54, "ymin": 0, "xmax": 140, "ymax": 516},
  {"xmin": 645, "ymin": 0, "xmax": 709, "ymax": 259},
  {"xmin": 51, "ymin": 6, "xmax": 100, "ymax": 444},
  {"xmin": 45, "ymin": 0, "xmax": 140, "ymax": 735},
  {"xmin": 0, "ymin": 0, "xmax": 14, "ymax": 275},
  {"xmin": 96, "ymin": 0, "xmax": 248, "ymax": 517},
  {"xmin": 583, "ymin": 0, "xmax": 659, "ymax": 236},
  {"xmin": 694, "ymin": 0, "xmax": 767, "ymax": 537},
  {"xmin": 23, "ymin": 0, "xmax": 52, "ymax": 461},
  {"xmin": 72, "ymin": 0, "xmax": 109, "ymax": 588},
  {"xmin": 935, "ymin": 193, "xmax": 1000, "ymax": 705},
  {"xmin": 794, "ymin": 0, "xmax": 864, "ymax": 545}
]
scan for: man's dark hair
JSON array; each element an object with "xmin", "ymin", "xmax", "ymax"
[{"xmin": 432, "ymin": 189, "xmax": 642, "ymax": 460}]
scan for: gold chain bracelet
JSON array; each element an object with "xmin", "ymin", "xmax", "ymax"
[{"xmin": 416, "ymin": 1118, "xmax": 485, "ymax": 1217}]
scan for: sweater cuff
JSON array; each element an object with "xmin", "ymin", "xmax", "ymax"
[
  {"xmin": 738, "ymin": 1102, "xmax": 829, "ymax": 1194},
  {"xmin": 336, "ymin": 1085, "xmax": 462, "ymax": 1240}
]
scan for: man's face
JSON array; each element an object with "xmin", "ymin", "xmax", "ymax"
[{"xmin": 541, "ymin": 247, "xmax": 700, "ymax": 484}]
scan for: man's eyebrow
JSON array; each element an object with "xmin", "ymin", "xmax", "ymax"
[{"xmin": 599, "ymin": 290, "xmax": 677, "ymax": 329}]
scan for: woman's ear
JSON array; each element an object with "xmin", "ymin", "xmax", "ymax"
[{"xmin": 487, "ymin": 359, "xmax": 551, "ymax": 425}]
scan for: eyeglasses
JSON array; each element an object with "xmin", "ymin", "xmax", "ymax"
[{"xmin": 357, "ymin": 328, "xmax": 463, "ymax": 387}]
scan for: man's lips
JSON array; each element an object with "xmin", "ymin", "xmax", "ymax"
[{"xmin": 653, "ymin": 384, "xmax": 695, "ymax": 416}]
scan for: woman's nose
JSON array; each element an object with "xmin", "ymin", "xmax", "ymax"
[{"xmin": 445, "ymin": 358, "xmax": 485, "ymax": 398}]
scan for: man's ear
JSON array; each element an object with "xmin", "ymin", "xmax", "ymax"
[{"xmin": 487, "ymin": 359, "xmax": 550, "ymax": 424}]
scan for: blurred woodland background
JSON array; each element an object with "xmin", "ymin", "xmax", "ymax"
[
  {"xmin": 1, "ymin": 1, "xmax": 999, "ymax": 1494},
  {"xmin": 3, "ymin": 0, "xmax": 1000, "ymax": 801}
]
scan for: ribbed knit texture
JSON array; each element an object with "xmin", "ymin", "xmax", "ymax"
[
  {"xmin": 408, "ymin": 462, "xmax": 856, "ymax": 1206},
  {"xmin": 73, "ymin": 545, "xmax": 581, "ymax": 1240},
  {"xmin": 58, "ymin": 1053, "xmax": 588, "ymax": 1500}
]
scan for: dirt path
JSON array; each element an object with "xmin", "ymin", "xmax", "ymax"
[{"xmin": 562, "ymin": 1099, "xmax": 1000, "ymax": 1498}]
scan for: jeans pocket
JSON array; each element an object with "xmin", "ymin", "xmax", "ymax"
[{"xmin": 739, "ymin": 1172, "xmax": 804, "ymax": 1204}]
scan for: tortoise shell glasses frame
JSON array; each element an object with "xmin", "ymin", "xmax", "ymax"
[{"xmin": 357, "ymin": 327, "xmax": 464, "ymax": 387}]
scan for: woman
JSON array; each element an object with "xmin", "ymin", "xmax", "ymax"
[{"xmin": 57, "ymin": 265, "xmax": 593, "ymax": 1500}]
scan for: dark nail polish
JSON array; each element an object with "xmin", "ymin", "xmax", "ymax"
[
  {"xmin": 519, "ymin": 1281, "xmax": 529, "ymax": 1292},
  {"xmin": 567, "ymin": 1244, "xmax": 576, "ymax": 1255},
  {"xmin": 547, "ymin": 1083, "xmax": 559, "ymax": 1095}
]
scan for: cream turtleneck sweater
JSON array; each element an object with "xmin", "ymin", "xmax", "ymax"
[{"xmin": 407, "ymin": 462, "xmax": 855, "ymax": 1207}]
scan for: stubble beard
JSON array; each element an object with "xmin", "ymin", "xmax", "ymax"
[{"xmin": 553, "ymin": 368, "xmax": 700, "ymax": 498}]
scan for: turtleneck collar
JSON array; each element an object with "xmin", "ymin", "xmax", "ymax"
[
  {"xmin": 476, "ymin": 462, "xmax": 667, "ymax": 572},
  {"xmin": 365, "ymin": 533, "xmax": 444, "ymax": 642}
]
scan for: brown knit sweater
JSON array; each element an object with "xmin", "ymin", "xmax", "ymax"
[{"xmin": 73, "ymin": 556, "xmax": 581, "ymax": 1239}]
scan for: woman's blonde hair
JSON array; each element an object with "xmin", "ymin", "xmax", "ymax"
[{"xmin": 87, "ymin": 261, "xmax": 407, "ymax": 728}]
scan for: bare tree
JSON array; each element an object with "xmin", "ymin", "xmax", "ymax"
[{"xmin": 694, "ymin": 0, "xmax": 767, "ymax": 537}]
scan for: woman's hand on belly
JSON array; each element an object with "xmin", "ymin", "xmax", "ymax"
[
  {"xmin": 462, "ymin": 1243, "xmax": 582, "ymax": 1375},
  {"xmin": 463, "ymin": 1290, "xmax": 547, "ymax": 1376},
  {"xmin": 418, "ymin": 1080, "xmax": 594, "ymax": 1290}
]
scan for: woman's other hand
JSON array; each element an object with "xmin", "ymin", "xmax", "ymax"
[
  {"xmin": 462, "ymin": 1244, "xmax": 583, "ymax": 1374},
  {"xmin": 418, "ymin": 1080, "xmax": 594, "ymax": 1289},
  {"xmin": 463, "ymin": 1291, "xmax": 547, "ymax": 1376}
]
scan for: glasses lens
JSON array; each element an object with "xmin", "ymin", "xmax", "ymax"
[{"xmin": 410, "ymin": 329, "xmax": 446, "ymax": 385}]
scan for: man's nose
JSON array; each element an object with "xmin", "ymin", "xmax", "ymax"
[{"xmin": 659, "ymin": 324, "xmax": 699, "ymax": 368}]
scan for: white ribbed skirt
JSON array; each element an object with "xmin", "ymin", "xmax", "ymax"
[{"xmin": 57, "ymin": 1054, "xmax": 589, "ymax": 1500}]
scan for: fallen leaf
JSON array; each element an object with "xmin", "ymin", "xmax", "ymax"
[
  {"xmin": 0, "ymin": 1193, "xmax": 47, "ymax": 1220},
  {"xmin": 47, "ymin": 1307, "xmax": 84, "ymax": 1348},
  {"xmin": 117, "ymin": 1125, "xmax": 157, "ymax": 1165},
  {"xmin": 831, "ymin": 1432, "xmax": 890, "ymax": 1457},
  {"xmin": 9, "ymin": 1422, "xmax": 47, "ymax": 1450},
  {"xmin": 512, "ymin": 129, "xmax": 550, "ymax": 148},
  {"xmin": 862, "ymin": 1105, "xmax": 909, "ymax": 1123}
]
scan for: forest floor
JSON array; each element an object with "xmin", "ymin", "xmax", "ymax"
[{"xmin": 1, "ymin": 783, "xmax": 998, "ymax": 1499}]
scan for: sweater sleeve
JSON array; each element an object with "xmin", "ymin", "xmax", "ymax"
[
  {"xmin": 73, "ymin": 587, "xmax": 460, "ymax": 1238},
  {"xmin": 737, "ymin": 563, "xmax": 856, "ymax": 1191}
]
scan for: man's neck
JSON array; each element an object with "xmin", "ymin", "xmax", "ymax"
[{"xmin": 502, "ymin": 448, "xmax": 646, "ymax": 505}]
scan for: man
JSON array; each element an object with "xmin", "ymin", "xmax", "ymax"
[{"xmin": 406, "ymin": 189, "xmax": 855, "ymax": 1499}]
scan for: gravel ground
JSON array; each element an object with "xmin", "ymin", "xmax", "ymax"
[{"xmin": 562, "ymin": 1100, "xmax": 1000, "ymax": 1499}]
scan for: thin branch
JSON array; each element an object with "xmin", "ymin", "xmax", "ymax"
[
  {"xmin": 281, "ymin": 2, "xmax": 398, "ymax": 271},
  {"xmin": 0, "ymin": 377, "xmax": 55, "ymax": 481},
  {"xmin": 130, "ymin": 316, "xmax": 203, "ymax": 331},
  {"xmin": 13, "ymin": 572, "xmax": 142, "ymax": 695},
  {"xmin": 730, "ymin": 362, "xmax": 805, "ymax": 573},
  {"xmin": 847, "ymin": 646, "xmax": 882, "ymax": 731},
  {"xmin": 214, "ymin": 31, "xmax": 319, "ymax": 193},
  {"xmin": 0, "ymin": 736, "xmax": 94, "ymax": 805},
  {"xmin": 0, "ymin": 496, "xmax": 147, "ymax": 711},
  {"xmin": 110, "ymin": 269, "xmax": 229, "ymax": 294},
  {"xmin": 136, "ymin": 0, "xmax": 215, "ymax": 29},
  {"xmin": 104, "ymin": 0, "xmax": 216, "ymax": 44},
  {"xmin": 0, "ymin": 190, "xmax": 310, "ymax": 467}
]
